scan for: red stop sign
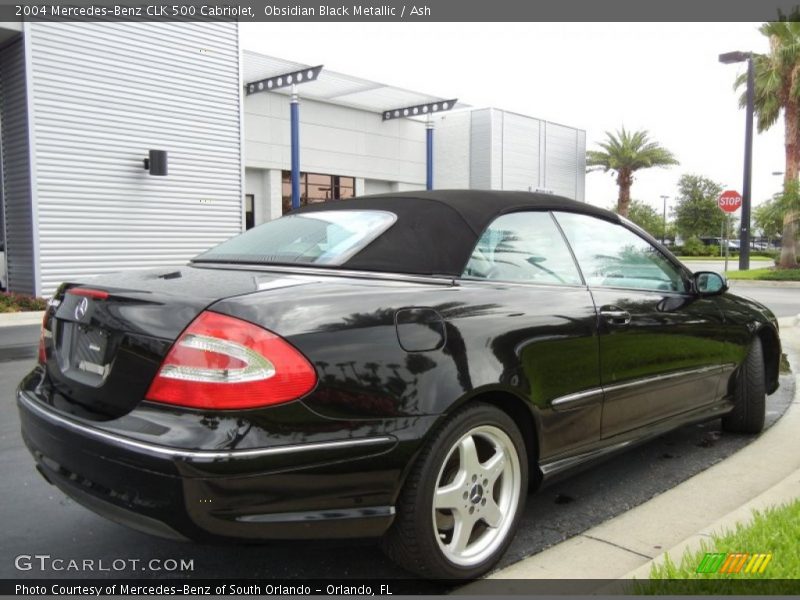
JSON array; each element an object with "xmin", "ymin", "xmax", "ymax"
[{"xmin": 718, "ymin": 190, "xmax": 742, "ymax": 213}]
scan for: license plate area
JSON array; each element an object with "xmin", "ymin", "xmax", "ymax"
[{"xmin": 55, "ymin": 321, "xmax": 113, "ymax": 386}]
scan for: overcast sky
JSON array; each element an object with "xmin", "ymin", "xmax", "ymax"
[{"xmin": 240, "ymin": 22, "xmax": 783, "ymax": 216}]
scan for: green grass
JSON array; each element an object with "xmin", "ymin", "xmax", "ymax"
[
  {"xmin": 631, "ymin": 500, "xmax": 800, "ymax": 594},
  {"xmin": 0, "ymin": 292, "xmax": 47, "ymax": 313},
  {"xmin": 726, "ymin": 268, "xmax": 800, "ymax": 281}
]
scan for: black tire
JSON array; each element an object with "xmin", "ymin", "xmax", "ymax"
[
  {"xmin": 722, "ymin": 337, "xmax": 766, "ymax": 434},
  {"xmin": 382, "ymin": 403, "xmax": 528, "ymax": 579}
]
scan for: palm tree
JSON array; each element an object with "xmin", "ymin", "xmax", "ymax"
[
  {"xmin": 586, "ymin": 128, "xmax": 679, "ymax": 218},
  {"xmin": 736, "ymin": 21, "xmax": 800, "ymax": 268}
]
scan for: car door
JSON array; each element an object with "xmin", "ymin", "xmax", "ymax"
[
  {"xmin": 553, "ymin": 212, "xmax": 728, "ymax": 439},
  {"xmin": 460, "ymin": 210, "xmax": 602, "ymax": 459}
]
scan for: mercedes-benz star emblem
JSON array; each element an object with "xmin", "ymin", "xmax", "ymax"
[
  {"xmin": 74, "ymin": 297, "xmax": 89, "ymax": 320},
  {"xmin": 469, "ymin": 483, "xmax": 484, "ymax": 504}
]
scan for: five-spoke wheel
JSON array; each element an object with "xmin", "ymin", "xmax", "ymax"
[
  {"xmin": 432, "ymin": 425, "xmax": 521, "ymax": 567},
  {"xmin": 383, "ymin": 403, "xmax": 527, "ymax": 579}
]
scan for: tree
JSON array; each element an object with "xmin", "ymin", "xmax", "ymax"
[
  {"xmin": 753, "ymin": 198, "xmax": 784, "ymax": 241},
  {"xmin": 586, "ymin": 128, "xmax": 679, "ymax": 217},
  {"xmin": 673, "ymin": 174, "xmax": 727, "ymax": 240},
  {"xmin": 762, "ymin": 180, "xmax": 800, "ymax": 254},
  {"xmin": 734, "ymin": 20, "xmax": 800, "ymax": 267},
  {"xmin": 612, "ymin": 199, "xmax": 664, "ymax": 238}
]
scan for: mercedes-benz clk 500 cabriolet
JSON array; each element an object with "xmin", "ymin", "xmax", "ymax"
[{"xmin": 18, "ymin": 191, "xmax": 781, "ymax": 579}]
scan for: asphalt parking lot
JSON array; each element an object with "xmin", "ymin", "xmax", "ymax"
[
  {"xmin": 727, "ymin": 282, "xmax": 800, "ymax": 319},
  {"xmin": 0, "ymin": 355, "xmax": 793, "ymax": 584}
]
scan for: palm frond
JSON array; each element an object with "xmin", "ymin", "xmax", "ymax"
[{"xmin": 585, "ymin": 128, "xmax": 679, "ymax": 178}]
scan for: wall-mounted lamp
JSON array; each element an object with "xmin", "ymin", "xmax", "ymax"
[{"xmin": 143, "ymin": 150, "xmax": 168, "ymax": 176}]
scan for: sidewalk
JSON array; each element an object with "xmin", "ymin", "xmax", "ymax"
[
  {"xmin": 0, "ymin": 310, "xmax": 44, "ymax": 327},
  {"xmin": 477, "ymin": 315, "xmax": 800, "ymax": 586},
  {"xmin": 0, "ymin": 311, "xmax": 44, "ymax": 361}
]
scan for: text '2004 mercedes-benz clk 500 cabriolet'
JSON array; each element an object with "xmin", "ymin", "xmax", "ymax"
[{"xmin": 18, "ymin": 191, "xmax": 781, "ymax": 579}]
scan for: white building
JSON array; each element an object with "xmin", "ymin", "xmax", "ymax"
[
  {"xmin": 434, "ymin": 108, "xmax": 586, "ymax": 201},
  {"xmin": 0, "ymin": 22, "xmax": 243, "ymax": 297},
  {"xmin": 0, "ymin": 27, "xmax": 586, "ymax": 297},
  {"xmin": 241, "ymin": 52, "xmax": 586, "ymax": 226}
]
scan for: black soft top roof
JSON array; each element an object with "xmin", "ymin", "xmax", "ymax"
[{"xmin": 295, "ymin": 190, "xmax": 619, "ymax": 277}]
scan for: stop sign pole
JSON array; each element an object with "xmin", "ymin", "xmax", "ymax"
[{"xmin": 718, "ymin": 190, "xmax": 742, "ymax": 275}]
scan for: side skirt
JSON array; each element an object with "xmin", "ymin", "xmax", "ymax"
[{"xmin": 538, "ymin": 399, "xmax": 734, "ymax": 481}]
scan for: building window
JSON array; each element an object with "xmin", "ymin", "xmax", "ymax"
[
  {"xmin": 245, "ymin": 194, "xmax": 255, "ymax": 230},
  {"xmin": 281, "ymin": 171, "xmax": 355, "ymax": 214}
]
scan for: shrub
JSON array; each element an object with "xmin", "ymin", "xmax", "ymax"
[
  {"xmin": 0, "ymin": 292, "xmax": 48, "ymax": 313},
  {"xmin": 682, "ymin": 236, "xmax": 719, "ymax": 256},
  {"xmin": 681, "ymin": 236, "xmax": 709, "ymax": 256}
]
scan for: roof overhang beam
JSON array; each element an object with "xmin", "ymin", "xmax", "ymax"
[
  {"xmin": 382, "ymin": 98, "xmax": 458, "ymax": 121},
  {"xmin": 245, "ymin": 65, "xmax": 324, "ymax": 95}
]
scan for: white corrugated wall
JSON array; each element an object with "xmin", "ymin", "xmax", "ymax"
[
  {"xmin": 469, "ymin": 109, "xmax": 493, "ymax": 190},
  {"xmin": 433, "ymin": 110, "xmax": 471, "ymax": 189},
  {"xmin": 458, "ymin": 108, "xmax": 585, "ymax": 200},
  {"xmin": 544, "ymin": 121, "xmax": 581, "ymax": 200},
  {"xmin": 501, "ymin": 112, "xmax": 541, "ymax": 191},
  {"xmin": 27, "ymin": 22, "xmax": 242, "ymax": 296}
]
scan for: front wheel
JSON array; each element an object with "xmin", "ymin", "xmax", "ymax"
[
  {"xmin": 722, "ymin": 337, "xmax": 766, "ymax": 434},
  {"xmin": 382, "ymin": 403, "xmax": 528, "ymax": 579}
]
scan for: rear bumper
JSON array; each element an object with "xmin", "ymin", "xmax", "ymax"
[{"xmin": 17, "ymin": 389, "xmax": 403, "ymax": 541}]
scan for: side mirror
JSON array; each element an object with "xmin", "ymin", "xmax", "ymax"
[{"xmin": 693, "ymin": 271, "xmax": 728, "ymax": 296}]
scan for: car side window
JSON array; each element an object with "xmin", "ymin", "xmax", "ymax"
[
  {"xmin": 554, "ymin": 212, "xmax": 687, "ymax": 293},
  {"xmin": 463, "ymin": 212, "xmax": 582, "ymax": 285}
]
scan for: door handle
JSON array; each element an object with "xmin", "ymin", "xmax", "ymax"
[{"xmin": 600, "ymin": 309, "xmax": 631, "ymax": 325}]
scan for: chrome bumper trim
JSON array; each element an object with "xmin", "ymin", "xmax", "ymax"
[
  {"xmin": 18, "ymin": 392, "xmax": 393, "ymax": 461},
  {"xmin": 237, "ymin": 505, "xmax": 396, "ymax": 523}
]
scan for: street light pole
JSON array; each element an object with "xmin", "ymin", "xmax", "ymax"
[
  {"xmin": 740, "ymin": 55, "xmax": 754, "ymax": 269},
  {"xmin": 719, "ymin": 50, "xmax": 754, "ymax": 270},
  {"xmin": 660, "ymin": 195, "xmax": 669, "ymax": 244}
]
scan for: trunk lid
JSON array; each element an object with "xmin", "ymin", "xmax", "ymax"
[{"xmin": 42, "ymin": 266, "xmax": 319, "ymax": 419}]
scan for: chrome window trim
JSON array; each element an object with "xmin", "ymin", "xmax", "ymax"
[
  {"xmin": 18, "ymin": 392, "xmax": 393, "ymax": 461},
  {"xmin": 190, "ymin": 262, "xmax": 457, "ymax": 287}
]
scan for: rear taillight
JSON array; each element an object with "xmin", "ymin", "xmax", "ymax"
[
  {"xmin": 38, "ymin": 309, "xmax": 49, "ymax": 365},
  {"xmin": 37, "ymin": 332, "xmax": 46, "ymax": 365},
  {"xmin": 145, "ymin": 311, "xmax": 317, "ymax": 410}
]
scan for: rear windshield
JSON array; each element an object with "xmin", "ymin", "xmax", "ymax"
[{"xmin": 193, "ymin": 210, "xmax": 397, "ymax": 266}]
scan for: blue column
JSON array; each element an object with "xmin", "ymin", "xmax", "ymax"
[
  {"xmin": 290, "ymin": 87, "xmax": 300, "ymax": 210},
  {"xmin": 426, "ymin": 117, "xmax": 434, "ymax": 190}
]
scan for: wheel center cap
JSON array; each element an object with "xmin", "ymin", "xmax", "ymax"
[{"xmin": 469, "ymin": 483, "xmax": 483, "ymax": 504}]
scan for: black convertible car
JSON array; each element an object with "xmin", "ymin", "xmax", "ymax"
[{"xmin": 18, "ymin": 191, "xmax": 781, "ymax": 579}]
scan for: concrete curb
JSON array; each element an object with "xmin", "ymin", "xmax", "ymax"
[
  {"xmin": 473, "ymin": 319, "xmax": 800, "ymax": 585},
  {"xmin": 614, "ymin": 469, "xmax": 800, "ymax": 586},
  {"xmin": 0, "ymin": 311, "xmax": 44, "ymax": 328}
]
